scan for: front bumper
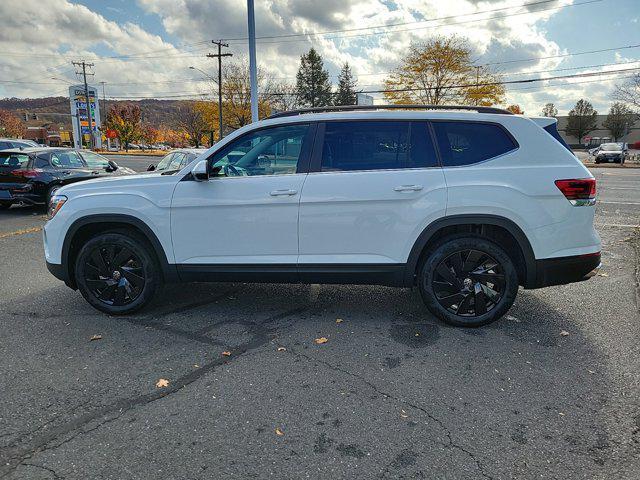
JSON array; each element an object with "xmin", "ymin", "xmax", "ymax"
[{"xmin": 530, "ymin": 252, "xmax": 601, "ymax": 288}]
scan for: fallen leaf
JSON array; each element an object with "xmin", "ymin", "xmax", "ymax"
[
  {"xmin": 415, "ymin": 333, "xmax": 420, "ymax": 337},
  {"xmin": 89, "ymin": 334, "xmax": 102, "ymax": 341},
  {"xmin": 275, "ymin": 427, "xmax": 284, "ymax": 436},
  {"xmin": 558, "ymin": 412, "xmax": 565, "ymax": 416},
  {"xmin": 222, "ymin": 351, "xmax": 232, "ymax": 357},
  {"xmin": 314, "ymin": 337, "xmax": 328, "ymax": 345},
  {"xmin": 598, "ymin": 272, "xmax": 609, "ymax": 277},
  {"xmin": 588, "ymin": 369, "xmax": 596, "ymax": 374},
  {"xmin": 560, "ymin": 330, "xmax": 570, "ymax": 337},
  {"xmin": 156, "ymin": 378, "xmax": 169, "ymax": 388},
  {"xmin": 193, "ymin": 364, "xmax": 200, "ymax": 368},
  {"xmin": 336, "ymin": 318, "xmax": 343, "ymax": 324},
  {"xmin": 277, "ymin": 347, "xmax": 286, "ymax": 352}
]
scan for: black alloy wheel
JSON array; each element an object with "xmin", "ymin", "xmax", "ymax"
[
  {"xmin": 75, "ymin": 232, "xmax": 160, "ymax": 314},
  {"xmin": 432, "ymin": 249, "xmax": 504, "ymax": 317},
  {"xmin": 83, "ymin": 244, "xmax": 146, "ymax": 306},
  {"xmin": 419, "ymin": 236, "xmax": 519, "ymax": 327}
]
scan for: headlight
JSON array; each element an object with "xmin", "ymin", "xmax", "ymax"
[{"xmin": 47, "ymin": 195, "xmax": 67, "ymax": 220}]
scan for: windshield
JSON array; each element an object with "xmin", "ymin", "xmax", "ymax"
[
  {"xmin": 155, "ymin": 153, "xmax": 174, "ymax": 171},
  {"xmin": 81, "ymin": 151, "xmax": 110, "ymax": 168},
  {"xmin": 600, "ymin": 143, "xmax": 621, "ymax": 151}
]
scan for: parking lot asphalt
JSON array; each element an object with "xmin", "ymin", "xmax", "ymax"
[{"xmin": 0, "ymin": 169, "xmax": 638, "ymax": 479}]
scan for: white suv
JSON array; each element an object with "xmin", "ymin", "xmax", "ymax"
[{"xmin": 43, "ymin": 106, "xmax": 601, "ymax": 327}]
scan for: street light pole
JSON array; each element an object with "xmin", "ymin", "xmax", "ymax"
[{"xmin": 247, "ymin": 0, "xmax": 258, "ymax": 123}]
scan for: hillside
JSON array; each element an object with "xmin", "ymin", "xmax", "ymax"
[{"xmin": 0, "ymin": 97, "xmax": 191, "ymax": 129}]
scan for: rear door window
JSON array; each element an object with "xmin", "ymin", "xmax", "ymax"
[
  {"xmin": 432, "ymin": 122, "xmax": 517, "ymax": 167},
  {"xmin": 50, "ymin": 151, "xmax": 86, "ymax": 169},
  {"xmin": 320, "ymin": 121, "xmax": 437, "ymax": 172}
]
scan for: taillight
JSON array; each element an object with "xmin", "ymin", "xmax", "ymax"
[
  {"xmin": 12, "ymin": 169, "xmax": 41, "ymax": 178},
  {"xmin": 555, "ymin": 178, "xmax": 596, "ymax": 206}
]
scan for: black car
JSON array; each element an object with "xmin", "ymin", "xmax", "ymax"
[{"xmin": 0, "ymin": 148, "xmax": 136, "ymax": 209}]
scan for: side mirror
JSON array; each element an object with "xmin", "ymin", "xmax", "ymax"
[
  {"xmin": 147, "ymin": 164, "xmax": 156, "ymax": 171},
  {"xmin": 192, "ymin": 160, "xmax": 209, "ymax": 181},
  {"xmin": 106, "ymin": 160, "xmax": 118, "ymax": 172}
]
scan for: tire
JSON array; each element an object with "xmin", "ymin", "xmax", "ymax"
[
  {"xmin": 0, "ymin": 202, "xmax": 12, "ymax": 210},
  {"xmin": 418, "ymin": 235, "xmax": 519, "ymax": 327},
  {"xmin": 74, "ymin": 231, "xmax": 161, "ymax": 315}
]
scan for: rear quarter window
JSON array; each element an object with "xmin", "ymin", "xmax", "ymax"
[{"xmin": 433, "ymin": 121, "xmax": 517, "ymax": 167}]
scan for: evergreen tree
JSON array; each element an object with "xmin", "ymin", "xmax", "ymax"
[
  {"xmin": 295, "ymin": 48, "xmax": 333, "ymax": 107},
  {"xmin": 335, "ymin": 62, "xmax": 358, "ymax": 106}
]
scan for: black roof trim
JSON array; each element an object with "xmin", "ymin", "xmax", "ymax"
[{"xmin": 267, "ymin": 104, "xmax": 514, "ymax": 119}]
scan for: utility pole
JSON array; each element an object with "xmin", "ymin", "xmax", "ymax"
[
  {"xmin": 72, "ymin": 60, "xmax": 95, "ymax": 149},
  {"xmin": 247, "ymin": 0, "xmax": 259, "ymax": 123},
  {"xmin": 99, "ymin": 81, "xmax": 107, "ymax": 124},
  {"xmin": 474, "ymin": 66, "xmax": 481, "ymax": 106},
  {"xmin": 206, "ymin": 41, "xmax": 232, "ymax": 140}
]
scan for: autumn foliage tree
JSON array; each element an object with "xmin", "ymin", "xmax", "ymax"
[
  {"xmin": 105, "ymin": 104, "xmax": 142, "ymax": 151},
  {"xmin": 174, "ymin": 102, "xmax": 209, "ymax": 147},
  {"xmin": 506, "ymin": 104, "xmax": 524, "ymax": 114},
  {"xmin": 0, "ymin": 109, "xmax": 25, "ymax": 138},
  {"xmin": 384, "ymin": 36, "xmax": 505, "ymax": 106}
]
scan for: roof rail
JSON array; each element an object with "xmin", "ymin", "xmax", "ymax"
[{"xmin": 267, "ymin": 104, "xmax": 514, "ymax": 119}]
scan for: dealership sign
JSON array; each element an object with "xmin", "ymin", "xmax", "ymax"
[{"xmin": 69, "ymin": 85, "xmax": 102, "ymax": 148}]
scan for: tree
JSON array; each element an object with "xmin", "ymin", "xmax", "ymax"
[
  {"xmin": 383, "ymin": 36, "xmax": 505, "ymax": 106},
  {"xmin": 0, "ymin": 109, "xmax": 25, "ymax": 138},
  {"xmin": 335, "ymin": 63, "xmax": 358, "ymax": 106},
  {"xmin": 219, "ymin": 61, "xmax": 272, "ymax": 132},
  {"xmin": 174, "ymin": 102, "xmax": 209, "ymax": 147},
  {"xmin": 105, "ymin": 104, "xmax": 142, "ymax": 152},
  {"xmin": 613, "ymin": 73, "xmax": 640, "ymax": 110},
  {"xmin": 506, "ymin": 104, "xmax": 524, "ymax": 114},
  {"xmin": 267, "ymin": 82, "xmax": 300, "ymax": 113},
  {"xmin": 566, "ymin": 99, "xmax": 598, "ymax": 144},
  {"xmin": 603, "ymin": 102, "xmax": 636, "ymax": 141},
  {"xmin": 542, "ymin": 103, "xmax": 558, "ymax": 117},
  {"xmin": 140, "ymin": 123, "xmax": 160, "ymax": 146},
  {"xmin": 296, "ymin": 48, "xmax": 333, "ymax": 107}
]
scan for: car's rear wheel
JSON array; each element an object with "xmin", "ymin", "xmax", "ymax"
[
  {"xmin": 0, "ymin": 202, "xmax": 11, "ymax": 210},
  {"xmin": 75, "ymin": 231, "xmax": 161, "ymax": 315},
  {"xmin": 418, "ymin": 236, "xmax": 519, "ymax": 327}
]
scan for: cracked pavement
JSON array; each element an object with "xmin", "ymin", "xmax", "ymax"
[{"xmin": 0, "ymin": 168, "xmax": 639, "ymax": 479}]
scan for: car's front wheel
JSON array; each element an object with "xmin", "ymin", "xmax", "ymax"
[
  {"xmin": 419, "ymin": 236, "xmax": 519, "ymax": 327},
  {"xmin": 75, "ymin": 231, "xmax": 161, "ymax": 315}
]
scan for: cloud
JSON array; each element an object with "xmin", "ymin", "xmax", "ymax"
[{"xmin": 0, "ymin": 0, "xmax": 626, "ymax": 115}]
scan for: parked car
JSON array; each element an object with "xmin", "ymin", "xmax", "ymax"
[
  {"xmin": 43, "ymin": 105, "xmax": 600, "ymax": 327},
  {"xmin": 0, "ymin": 148, "xmax": 135, "ymax": 209},
  {"xmin": 0, "ymin": 138, "xmax": 39, "ymax": 150},
  {"xmin": 146, "ymin": 148, "xmax": 206, "ymax": 174},
  {"xmin": 592, "ymin": 142, "xmax": 627, "ymax": 164}
]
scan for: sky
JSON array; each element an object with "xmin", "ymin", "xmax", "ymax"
[{"xmin": 0, "ymin": 0, "xmax": 638, "ymax": 115}]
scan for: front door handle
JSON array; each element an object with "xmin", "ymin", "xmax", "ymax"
[
  {"xmin": 394, "ymin": 185, "xmax": 423, "ymax": 192},
  {"xmin": 270, "ymin": 189, "xmax": 298, "ymax": 196}
]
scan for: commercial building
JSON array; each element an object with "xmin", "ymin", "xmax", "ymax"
[{"xmin": 556, "ymin": 114, "xmax": 640, "ymax": 147}]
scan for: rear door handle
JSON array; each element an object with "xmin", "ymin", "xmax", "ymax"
[
  {"xmin": 270, "ymin": 189, "xmax": 298, "ymax": 196},
  {"xmin": 394, "ymin": 185, "xmax": 423, "ymax": 192}
]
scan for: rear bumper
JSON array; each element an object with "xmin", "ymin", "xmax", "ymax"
[{"xmin": 529, "ymin": 252, "xmax": 601, "ymax": 288}]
